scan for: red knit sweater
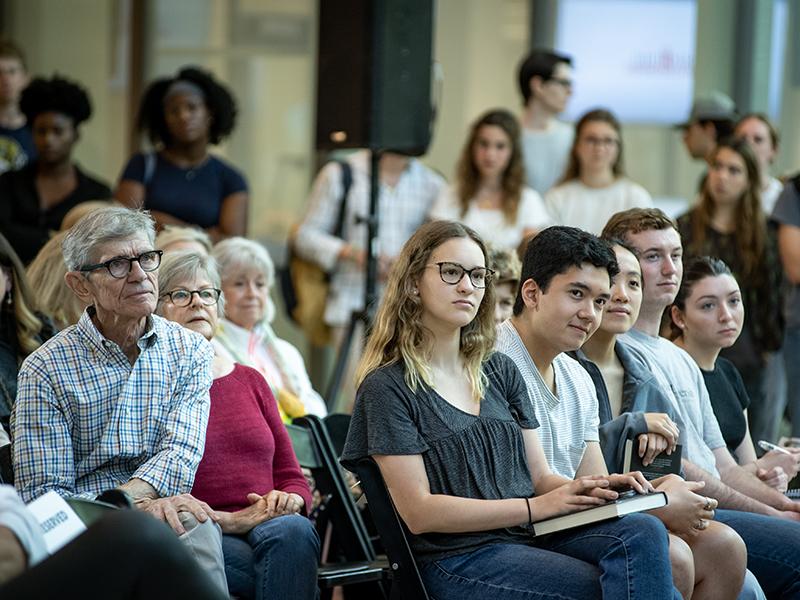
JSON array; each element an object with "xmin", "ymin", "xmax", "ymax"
[{"xmin": 191, "ymin": 363, "xmax": 312, "ymax": 513}]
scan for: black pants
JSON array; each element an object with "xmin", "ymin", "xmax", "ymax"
[{"xmin": 1, "ymin": 509, "xmax": 227, "ymax": 600}]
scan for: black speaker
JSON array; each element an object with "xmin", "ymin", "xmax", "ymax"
[{"xmin": 315, "ymin": 0, "xmax": 434, "ymax": 156}]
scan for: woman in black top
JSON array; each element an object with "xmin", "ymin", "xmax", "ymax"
[
  {"xmin": 676, "ymin": 139, "xmax": 783, "ymax": 442},
  {"xmin": 0, "ymin": 76, "xmax": 111, "ymax": 264},
  {"xmin": 670, "ymin": 256, "xmax": 800, "ymax": 492},
  {"xmin": 341, "ymin": 220, "xmax": 679, "ymax": 599}
]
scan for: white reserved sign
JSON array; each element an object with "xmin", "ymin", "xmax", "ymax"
[{"xmin": 26, "ymin": 491, "xmax": 87, "ymax": 554}]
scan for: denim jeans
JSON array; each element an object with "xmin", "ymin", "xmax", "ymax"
[
  {"xmin": 715, "ymin": 508, "xmax": 800, "ymax": 598},
  {"xmin": 783, "ymin": 327, "xmax": 800, "ymax": 438},
  {"xmin": 419, "ymin": 513, "xmax": 678, "ymax": 600},
  {"xmin": 222, "ymin": 513, "xmax": 320, "ymax": 600},
  {"xmin": 749, "ymin": 351, "xmax": 786, "ymax": 444}
]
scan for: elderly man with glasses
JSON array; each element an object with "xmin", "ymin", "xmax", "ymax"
[{"xmin": 10, "ymin": 206, "xmax": 228, "ymax": 594}]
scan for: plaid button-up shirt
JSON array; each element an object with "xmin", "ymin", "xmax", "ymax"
[
  {"xmin": 11, "ymin": 309, "xmax": 214, "ymax": 502},
  {"xmin": 295, "ymin": 150, "xmax": 444, "ymax": 327}
]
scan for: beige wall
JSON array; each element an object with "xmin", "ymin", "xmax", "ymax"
[{"xmin": 5, "ymin": 0, "xmax": 129, "ymax": 189}]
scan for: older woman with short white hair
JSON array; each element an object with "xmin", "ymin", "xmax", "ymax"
[{"xmin": 212, "ymin": 237, "xmax": 327, "ymax": 420}]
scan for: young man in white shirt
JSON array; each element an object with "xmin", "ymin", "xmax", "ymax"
[{"xmin": 517, "ymin": 50, "xmax": 574, "ymax": 195}]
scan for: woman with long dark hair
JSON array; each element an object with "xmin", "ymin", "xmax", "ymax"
[
  {"xmin": 430, "ymin": 109, "xmax": 551, "ymax": 250},
  {"xmin": 677, "ymin": 139, "xmax": 783, "ymax": 440},
  {"xmin": 544, "ymin": 108, "xmax": 652, "ymax": 234}
]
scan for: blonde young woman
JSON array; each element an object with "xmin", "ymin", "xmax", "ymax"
[
  {"xmin": 341, "ymin": 220, "xmax": 679, "ymax": 600},
  {"xmin": 0, "ymin": 233, "xmax": 52, "ymax": 428},
  {"xmin": 430, "ymin": 109, "xmax": 552, "ymax": 251},
  {"xmin": 544, "ymin": 108, "xmax": 653, "ymax": 234}
]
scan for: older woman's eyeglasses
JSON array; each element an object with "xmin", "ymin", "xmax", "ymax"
[
  {"xmin": 80, "ymin": 250, "xmax": 163, "ymax": 279},
  {"xmin": 427, "ymin": 262, "xmax": 494, "ymax": 289},
  {"xmin": 160, "ymin": 288, "xmax": 222, "ymax": 307}
]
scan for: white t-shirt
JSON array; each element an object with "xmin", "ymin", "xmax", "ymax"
[
  {"xmin": 762, "ymin": 176, "xmax": 783, "ymax": 215},
  {"xmin": 522, "ymin": 120, "xmax": 574, "ymax": 195},
  {"xmin": 430, "ymin": 185, "xmax": 553, "ymax": 250},
  {"xmin": 620, "ymin": 328, "xmax": 726, "ymax": 476},
  {"xmin": 495, "ymin": 320, "xmax": 600, "ymax": 479},
  {"xmin": 545, "ymin": 178, "xmax": 654, "ymax": 234}
]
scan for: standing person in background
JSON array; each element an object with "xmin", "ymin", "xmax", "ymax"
[
  {"xmin": 544, "ymin": 109, "xmax": 652, "ymax": 234},
  {"xmin": 735, "ymin": 113, "xmax": 786, "ymax": 446},
  {"xmin": 771, "ymin": 173, "xmax": 800, "ymax": 439},
  {"xmin": 735, "ymin": 113, "xmax": 783, "ymax": 214},
  {"xmin": 677, "ymin": 139, "xmax": 783, "ymax": 446},
  {"xmin": 295, "ymin": 150, "xmax": 444, "ymax": 411},
  {"xmin": 430, "ymin": 109, "xmax": 551, "ymax": 251},
  {"xmin": 115, "ymin": 66, "xmax": 248, "ymax": 241},
  {"xmin": 678, "ymin": 92, "xmax": 738, "ymax": 165},
  {"xmin": 517, "ymin": 49, "xmax": 574, "ymax": 195},
  {"xmin": 0, "ymin": 39, "xmax": 34, "ymax": 174},
  {"xmin": 0, "ymin": 75, "xmax": 111, "ymax": 264}
]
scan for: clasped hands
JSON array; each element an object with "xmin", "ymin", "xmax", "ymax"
[{"xmin": 136, "ymin": 490, "xmax": 304, "ymax": 536}]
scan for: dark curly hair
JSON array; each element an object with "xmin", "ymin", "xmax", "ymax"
[
  {"xmin": 20, "ymin": 75, "xmax": 92, "ymax": 126},
  {"xmin": 137, "ymin": 66, "xmax": 237, "ymax": 146}
]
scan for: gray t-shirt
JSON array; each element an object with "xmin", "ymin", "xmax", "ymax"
[
  {"xmin": 495, "ymin": 320, "xmax": 600, "ymax": 478},
  {"xmin": 771, "ymin": 181, "xmax": 800, "ymax": 327},
  {"xmin": 620, "ymin": 329, "xmax": 725, "ymax": 476},
  {"xmin": 341, "ymin": 352, "xmax": 539, "ymax": 562}
]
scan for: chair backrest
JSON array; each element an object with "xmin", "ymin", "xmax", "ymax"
[
  {"xmin": 291, "ymin": 415, "xmax": 376, "ymax": 562},
  {"xmin": 323, "ymin": 413, "xmax": 352, "ymax": 457},
  {"xmin": 351, "ymin": 457, "xmax": 430, "ymax": 600}
]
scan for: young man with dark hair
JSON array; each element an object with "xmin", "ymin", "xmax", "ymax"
[
  {"xmin": 496, "ymin": 226, "xmax": 755, "ymax": 598},
  {"xmin": 604, "ymin": 207, "xmax": 800, "ymax": 598},
  {"xmin": 0, "ymin": 39, "xmax": 34, "ymax": 173},
  {"xmin": 517, "ymin": 49, "xmax": 573, "ymax": 195}
]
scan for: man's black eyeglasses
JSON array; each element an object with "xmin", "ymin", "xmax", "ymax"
[{"xmin": 80, "ymin": 250, "xmax": 163, "ymax": 279}]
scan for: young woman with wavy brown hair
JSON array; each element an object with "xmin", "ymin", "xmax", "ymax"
[
  {"xmin": 677, "ymin": 138, "xmax": 784, "ymax": 441},
  {"xmin": 342, "ymin": 219, "xmax": 679, "ymax": 600},
  {"xmin": 544, "ymin": 108, "xmax": 652, "ymax": 234},
  {"xmin": 430, "ymin": 109, "xmax": 552, "ymax": 251}
]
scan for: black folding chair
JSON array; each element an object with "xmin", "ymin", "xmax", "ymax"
[
  {"xmin": 0, "ymin": 443, "xmax": 13, "ymax": 485},
  {"xmin": 288, "ymin": 417, "xmax": 387, "ymax": 599},
  {"xmin": 351, "ymin": 457, "xmax": 429, "ymax": 600}
]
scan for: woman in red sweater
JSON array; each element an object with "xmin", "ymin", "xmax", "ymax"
[{"xmin": 155, "ymin": 250, "xmax": 319, "ymax": 600}]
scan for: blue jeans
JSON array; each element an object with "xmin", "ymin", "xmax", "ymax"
[
  {"xmin": 783, "ymin": 327, "xmax": 800, "ymax": 438},
  {"xmin": 419, "ymin": 513, "xmax": 678, "ymax": 599},
  {"xmin": 222, "ymin": 514, "xmax": 320, "ymax": 600},
  {"xmin": 715, "ymin": 508, "xmax": 800, "ymax": 598},
  {"xmin": 419, "ymin": 543, "xmax": 602, "ymax": 599}
]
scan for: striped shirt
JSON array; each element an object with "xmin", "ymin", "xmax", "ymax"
[
  {"xmin": 295, "ymin": 150, "xmax": 444, "ymax": 326},
  {"xmin": 11, "ymin": 309, "xmax": 214, "ymax": 502},
  {"xmin": 495, "ymin": 320, "xmax": 600, "ymax": 478}
]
